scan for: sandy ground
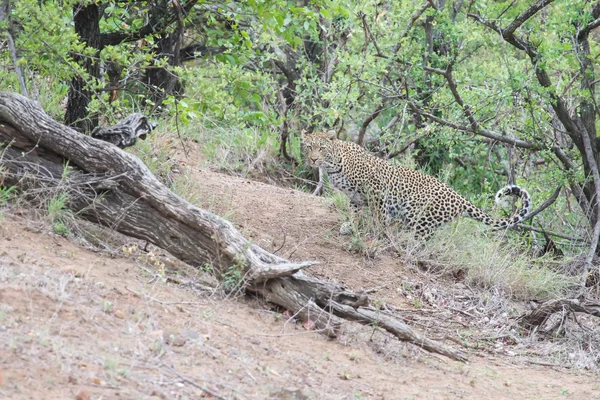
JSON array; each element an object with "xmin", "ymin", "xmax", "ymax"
[{"xmin": 1, "ymin": 161, "xmax": 599, "ymax": 399}]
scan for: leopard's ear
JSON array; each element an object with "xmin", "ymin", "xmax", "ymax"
[
  {"xmin": 326, "ymin": 130, "xmax": 337, "ymax": 140},
  {"xmin": 300, "ymin": 129, "xmax": 308, "ymax": 139}
]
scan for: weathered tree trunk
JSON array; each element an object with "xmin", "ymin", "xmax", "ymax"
[
  {"xmin": 518, "ymin": 298, "xmax": 600, "ymax": 331},
  {"xmin": 0, "ymin": 92, "xmax": 467, "ymax": 362}
]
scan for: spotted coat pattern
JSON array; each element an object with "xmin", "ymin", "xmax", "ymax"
[{"xmin": 301, "ymin": 132, "xmax": 531, "ymax": 237}]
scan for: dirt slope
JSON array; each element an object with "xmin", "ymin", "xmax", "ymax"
[{"xmin": 1, "ymin": 166, "xmax": 599, "ymax": 400}]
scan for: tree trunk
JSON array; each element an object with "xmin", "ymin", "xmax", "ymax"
[
  {"xmin": 145, "ymin": 32, "xmax": 185, "ymax": 106},
  {"xmin": 65, "ymin": 3, "xmax": 101, "ymax": 132},
  {"xmin": 0, "ymin": 91, "xmax": 467, "ymax": 362}
]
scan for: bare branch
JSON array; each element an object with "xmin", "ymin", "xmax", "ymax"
[
  {"xmin": 385, "ymin": 134, "xmax": 428, "ymax": 160},
  {"xmin": 422, "ymin": 65, "xmax": 447, "ymax": 76},
  {"xmin": 524, "ymin": 185, "xmax": 562, "ymax": 220},
  {"xmin": 516, "ymin": 224, "xmax": 587, "ymax": 243},
  {"xmin": 442, "ymin": 64, "xmax": 480, "ymax": 132},
  {"xmin": 467, "ymin": 13, "xmax": 503, "ymax": 35},
  {"xmin": 577, "ymin": 17, "xmax": 600, "ymax": 40},
  {"xmin": 357, "ymin": 102, "xmax": 384, "ymax": 146},
  {"xmin": 503, "ymin": 0, "xmax": 554, "ymax": 37},
  {"xmin": 358, "ymin": 11, "xmax": 387, "ymax": 59},
  {"xmin": 2, "ymin": 0, "xmax": 28, "ymax": 97},
  {"xmin": 408, "ymin": 102, "xmax": 541, "ymax": 149},
  {"xmin": 579, "ymin": 129, "xmax": 600, "ymax": 286},
  {"xmin": 518, "ymin": 298, "xmax": 600, "ymax": 329},
  {"xmin": 392, "ymin": 1, "xmax": 435, "ymax": 55}
]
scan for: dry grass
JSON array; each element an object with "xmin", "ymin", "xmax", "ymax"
[
  {"xmin": 402, "ymin": 222, "xmax": 576, "ymax": 300},
  {"xmin": 327, "ymin": 184, "xmax": 575, "ymax": 301},
  {"xmin": 325, "ymin": 184, "xmax": 600, "ymax": 370},
  {"xmin": 179, "ymin": 121, "xmax": 281, "ymax": 176}
]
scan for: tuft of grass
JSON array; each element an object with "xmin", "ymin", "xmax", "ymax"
[
  {"xmin": 393, "ymin": 221, "xmax": 575, "ymax": 300},
  {"xmin": 328, "ymin": 189, "xmax": 388, "ymax": 258},
  {"xmin": 181, "ymin": 122, "xmax": 280, "ymax": 176},
  {"xmin": 0, "ymin": 185, "xmax": 17, "ymax": 206},
  {"xmin": 47, "ymin": 192, "xmax": 72, "ymax": 236},
  {"xmin": 328, "ymin": 186, "xmax": 574, "ymax": 300}
]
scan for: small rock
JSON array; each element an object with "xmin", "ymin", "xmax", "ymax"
[
  {"xmin": 181, "ymin": 329, "xmax": 199, "ymax": 340},
  {"xmin": 302, "ymin": 319, "xmax": 315, "ymax": 330},
  {"xmin": 270, "ymin": 387, "xmax": 311, "ymax": 400},
  {"xmin": 114, "ymin": 310, "xmax": 125, "ymax": 319},
  {"xmin": 339, "ymin": 222, "xmax": 354, "ymax": 236},
  {"xmin": 75, "ymin": 388, "xmax": 90, "ymax": 400},
  {"xmin": 165, "ymin": 331, "xmax": 187, "ymax": 347},
  {"xmin": 61, "ymin": 267, "xmax": 83, "ymax": 277}
]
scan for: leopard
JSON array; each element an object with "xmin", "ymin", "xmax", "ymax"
[{"xmin": 301, "ymin": 131, "xmax": 531, "ymax": 238}]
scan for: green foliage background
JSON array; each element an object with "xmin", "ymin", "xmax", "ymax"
[{"xmin": 1, "ymin": 0, "xmax": 598, "ymax": 249}]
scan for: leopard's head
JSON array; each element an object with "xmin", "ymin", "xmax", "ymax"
[{"xmin": 300, "ymin": 130, "xmax": 337, "ymax": 169}]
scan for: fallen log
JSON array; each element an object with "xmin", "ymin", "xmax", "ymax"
[
  {"xmin": 518, "ymin": 298, "xmax": 600, "ymax": 330},
  {"xmin": 0, "ymin": 92, "xmax": 467, "ymax": 361}
]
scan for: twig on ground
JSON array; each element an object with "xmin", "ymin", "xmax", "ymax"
[{"xmin": 161, "ymin": 362, "xmax": 229, "ymax": 400}]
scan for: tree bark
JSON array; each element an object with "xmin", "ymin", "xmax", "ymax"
[
  {"xmin": 65, "ymin": 3, "xmax": 101, "ymax": 132},
  {"xmin": 0, "ymin": 91, "xmax": 467, "ymax": 362}
]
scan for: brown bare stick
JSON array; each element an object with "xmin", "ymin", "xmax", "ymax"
[
  {"xmin": 503, "ymin": 0, "xmax": 554, "ymax": 37},
  {"xmin": 385, "ymin": 133, "xmax": 428, "ymax": 160},
  {"xmin": 392, "ymin": 1, "xmax": 435, "ymax": 55},
  {"xmin": 0, "ymin": 91, "xmax": 468, "ymax": 362},
  {"xmin": 358, "ymin": 11, "xmax": 387, "ymax": 59},
  {"xmin": 357, "ymin": 102, "xmax": 384, "ymax": 146},
  {"xmin": 408, "ymin": 101, "xmax": 540, "ymax": 150},
  {"xmin": 524, "ymin": 185, "xmax": 562, "ymax": 220},
  {"xmin": 328, "ymin": 302, "xmax": 468, "ymax": 361},
  {"xmin": 516, "ymin": 224, "xmax": 586, "ymax": 243}
]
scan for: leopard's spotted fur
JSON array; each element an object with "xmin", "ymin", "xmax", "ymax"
[{"xmin": 301, "ymin": 131, "xmax": 531, "ymax": 237}]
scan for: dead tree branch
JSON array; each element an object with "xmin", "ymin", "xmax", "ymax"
[
  {"xmin": 518, "ymin": 298, "xmax": 600, "ymax": 330},
  {"xmin": 524, "ymin": 185, "xmax": 562, "ymax": 220},
  {"xmin": 579, "ymin": 128, "xmax": 600, "ymax": 287},
  {"xmin": 357, "ymin": 102, "xmax": 385, "ymax": 146}
]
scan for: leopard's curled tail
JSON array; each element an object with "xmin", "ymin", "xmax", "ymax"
[{"xmin": 464, "ymin": 185, "xmax": 531, "ymax": 228}]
